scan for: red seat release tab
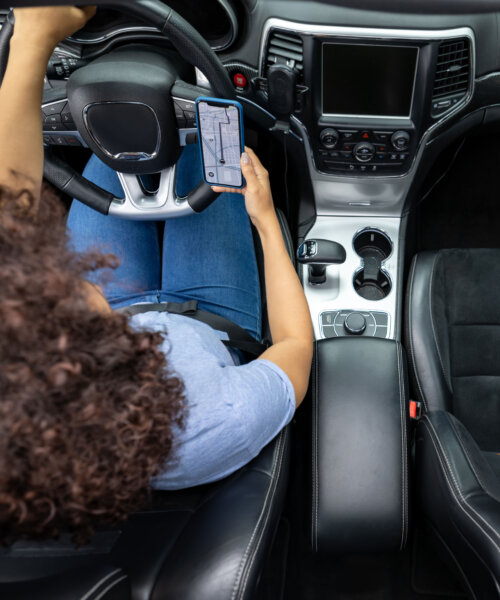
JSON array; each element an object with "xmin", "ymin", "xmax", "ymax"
[{"xmin": 409, "ymin": 400, "xmax": 422, "ymax": 420}]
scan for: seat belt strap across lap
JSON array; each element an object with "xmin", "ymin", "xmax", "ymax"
[{"xmin": 117, "ymin": 301, "xmax": 268, "ymax": 357}]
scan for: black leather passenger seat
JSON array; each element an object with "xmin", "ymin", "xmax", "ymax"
[
  {"xmin": 407, "ymin": 248, "xmax": 500, "ymax": 600},
  {"xmin": 408, "ymin": 248, "xmax": 500, "ymax": 450}
]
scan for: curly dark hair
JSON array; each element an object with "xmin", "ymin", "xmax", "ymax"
[{"xmin": 0, "ymin": 180, "xmax": 186, "ymax": 545}]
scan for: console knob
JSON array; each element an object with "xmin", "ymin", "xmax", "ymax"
[
  {"xmin": 320, "ymin": 128, "xmax": 339, "ymax": 149},
  {"xmin": 391, "ymin": 130, "xmax": 410, "ymax": 151},
  {"xmin": 344, "ymin": 312, "xmax": 367, "ymax": 335},
  {"xmin": 353, "ymin": 142, "xmax": 375, "ymax": 163}
]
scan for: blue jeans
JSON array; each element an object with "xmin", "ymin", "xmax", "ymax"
[{"xmin": 66, "ymin": 145, "xmax": 261, "ymax": 340}]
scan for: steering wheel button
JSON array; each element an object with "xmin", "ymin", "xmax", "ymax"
[
  {"xmin": 42, "ymin": 102, "xmax": 66, "ymax": 116},
  {"xmin": 45, "ymin": 114, "xmax": 62, "ymax": 124},
  {"xmin": 175, "ymin": 99, "xmax": 195, "ymax": 112}
]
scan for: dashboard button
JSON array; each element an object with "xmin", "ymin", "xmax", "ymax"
[
  {"xmin": 374, "ymin": 131, "xmax": 392, "ymax": 142},
  {"xmin": 341, "ymin": 151, "xmax": 352, "ymax": 159},
  {"xmin": 389, "ymin": 153, "xmax": 399, "ymax": 161},
  {"xmin": 339, "ymin": 129, "xmax": 358, "ymax": 141},
  {"xmin": 322, "ymin": 325, "xmax": 336, "ymax": 338},
  {"xmin": 320, "ymin": 128, "xmax": 339, "ymax": 149},
  {"xmin": 391, "ymin": 130, "xmax": 410, "ymax": 151},
  {"xmin": 322, "ymin": 311, "xmax": 338, "ymax": 325},
  {"xmin": 342, "ymin": 142, "xmax": 354, "ymax": 151},
  {"xmin": 374, "ymin": 312, "xmax": 389, "ymax": 326},
  {"xmin": 344, "ymin": 312, "xmax": 367, "ymax": 335},
  {"xmin": 330, "ymin": 150, "xmax": 341, "ymax": 159},
  {"xmin": 376, "ymin": 153, "xmax": 386, "ymax": 161},
  {"xmin": 374, "ymin": 326, "xmax": 388, "ymax": 339}
]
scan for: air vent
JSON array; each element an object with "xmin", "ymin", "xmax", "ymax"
[
  {"xmin": 265, "ymin": 30, "xmax": 303, "ymax": 78},
  {"xmin": 431, "ymin": 38, "xmax": 471, "ymax": 116}
]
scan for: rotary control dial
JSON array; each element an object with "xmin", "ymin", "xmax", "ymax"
[{"xmin": 353, "ymin": 141, "xmax": 375, "ymax": 163}]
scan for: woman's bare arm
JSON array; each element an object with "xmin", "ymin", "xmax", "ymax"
[
  {"xmin": 213, "ymin": 148, "xmax": 313, "ymax": 407},
  {"xmin": 0, "ymin": 6, "xmax": 96, "ymax": 198}
]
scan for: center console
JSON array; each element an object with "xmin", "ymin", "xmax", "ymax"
[{"xmin": 311, "ymin": 337, "xmax": 409, "ymax": 553}]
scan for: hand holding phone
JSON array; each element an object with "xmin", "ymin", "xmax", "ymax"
[{"xmin": 195, "ymin": 97, "xmax": 245, "ymax": 189}]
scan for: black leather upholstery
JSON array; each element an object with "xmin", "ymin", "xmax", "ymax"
[
  {"xmin": 407, "ymin": 249, "xmax": 500, "ymax": 450},
  {"xmin": 311, "ymin": 337, "xmax": 409, "ymax": 553},
  {"xmin": 416, "ymin": 412, "xmax": 500, "ymax": 599},
  {"xmin": 0, "ymin": 212, "xmax": 295, "ymax": 600},
  {"xmin": 407, "ymin": 249, "xmax": 500, "ymax": 598},
  {"xmin": 0, "ymin": 430, "xmax": 290, "ymax": 600}
]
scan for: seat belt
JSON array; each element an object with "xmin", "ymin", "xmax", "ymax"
[{"xmin": 117, "ymin": 301, "xmax": 268, "ymax": 357}]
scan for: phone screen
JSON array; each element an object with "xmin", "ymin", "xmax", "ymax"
[{"xmin": 197, "ymin": 100, "xmax": 243, "ymax": 188}]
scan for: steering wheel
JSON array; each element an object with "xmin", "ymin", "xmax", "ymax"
[{"xmin": 2, "ymin": 1, "xmax": 237, "ymax": 218}]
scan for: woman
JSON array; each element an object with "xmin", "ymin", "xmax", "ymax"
[{"xmin": 0, "ymin": 6, "xmax": 313, "ymax": 544}]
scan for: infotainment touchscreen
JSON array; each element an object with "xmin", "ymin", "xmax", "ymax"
[{"xmin": 322, "ymin": 44, "xmax": 418, "ymax": 117}]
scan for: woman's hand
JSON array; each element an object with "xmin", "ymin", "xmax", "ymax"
[
  {"xmin": 13, "ymin": 5, "xmax": 96, "ymax": 52},
  {"xmin": 212, "ymin": 147, "xmax": 276, "ymax": 230}
]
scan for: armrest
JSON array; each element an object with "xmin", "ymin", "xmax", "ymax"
[{"xmin": 311, "ymin": 337, "xmax": 409, "ymax": 553}]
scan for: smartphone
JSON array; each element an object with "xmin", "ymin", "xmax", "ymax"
[{"xmin": 195, "ymin": 97, "xmax": 245, "ymax": 189}]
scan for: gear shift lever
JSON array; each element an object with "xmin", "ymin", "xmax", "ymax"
[{"xmin": 297, "ymin": 239, "xmax": 346, "ymax": 285}]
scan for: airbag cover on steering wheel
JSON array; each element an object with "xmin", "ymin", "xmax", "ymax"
[{"xmin": 67, "ymin": 47, "xmax": 185, "ymax": 174}]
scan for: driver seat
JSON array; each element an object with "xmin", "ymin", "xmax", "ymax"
[{"xmin": 0, "ymin": 210, "xmax": 294, "ymax": 600}]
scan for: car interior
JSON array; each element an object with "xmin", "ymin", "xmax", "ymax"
[{"xmin": 1, "ymin": 0, "xmax": 500, "ymax": 598}]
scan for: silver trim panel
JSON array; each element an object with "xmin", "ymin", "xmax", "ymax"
[
  {"xmin": 111, "ymin": 166, "xmax": 196, "ymax": 220},
  {"xmin": 302, "ymin": 216, "xmax": 401, "ymax": 340}
]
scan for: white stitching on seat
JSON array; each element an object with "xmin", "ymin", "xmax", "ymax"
[
  {"xmin": 80, "ymin": 569, "xmax": 123, "ymax": 600},
  {"xmin": 397, "ymin": 344, "xmax": 409, "ymax": 550},
  {"xmin": 407, "ymin": 256, "xmax": 428, "ymax": 411},
  {"xmin": 232, "ymin": 429, "xmax": 286, "ymax": 600},
  {"xmin": 423, "ymin": 417, "xmax": 500, "ymax": 550},
  {"xmin": 429, "ymin": 253, "xmax": 452, "ymax": 391},
  {"xmin": 92, "ymin": 574, "xmax": 128, "ymax": 600}
]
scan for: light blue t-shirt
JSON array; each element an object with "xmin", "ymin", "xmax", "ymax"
[{"xmin": 129, "ymin": 311, "xmax": 295, "ymax": 489}]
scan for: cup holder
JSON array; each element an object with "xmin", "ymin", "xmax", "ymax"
[{"xmin": 353, "ymin": 229, "xmax": 393, "ymax": 301}]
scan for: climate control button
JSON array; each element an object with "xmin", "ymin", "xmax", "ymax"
[
  {"xmin": 391, "ymin": 130, "xmax": 410, "ymax": 151},
  {"xmin": 320, "ymin": 128, "xmax": 339, "ymax": 149},
  {"xmin": 353, "ymin": 141, "xmax": 375, "ymax": 162}
]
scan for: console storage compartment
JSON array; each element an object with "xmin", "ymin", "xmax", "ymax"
[{"xmin": 311, "ymin": 337, "xmax": 409, "ymax": 553}]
